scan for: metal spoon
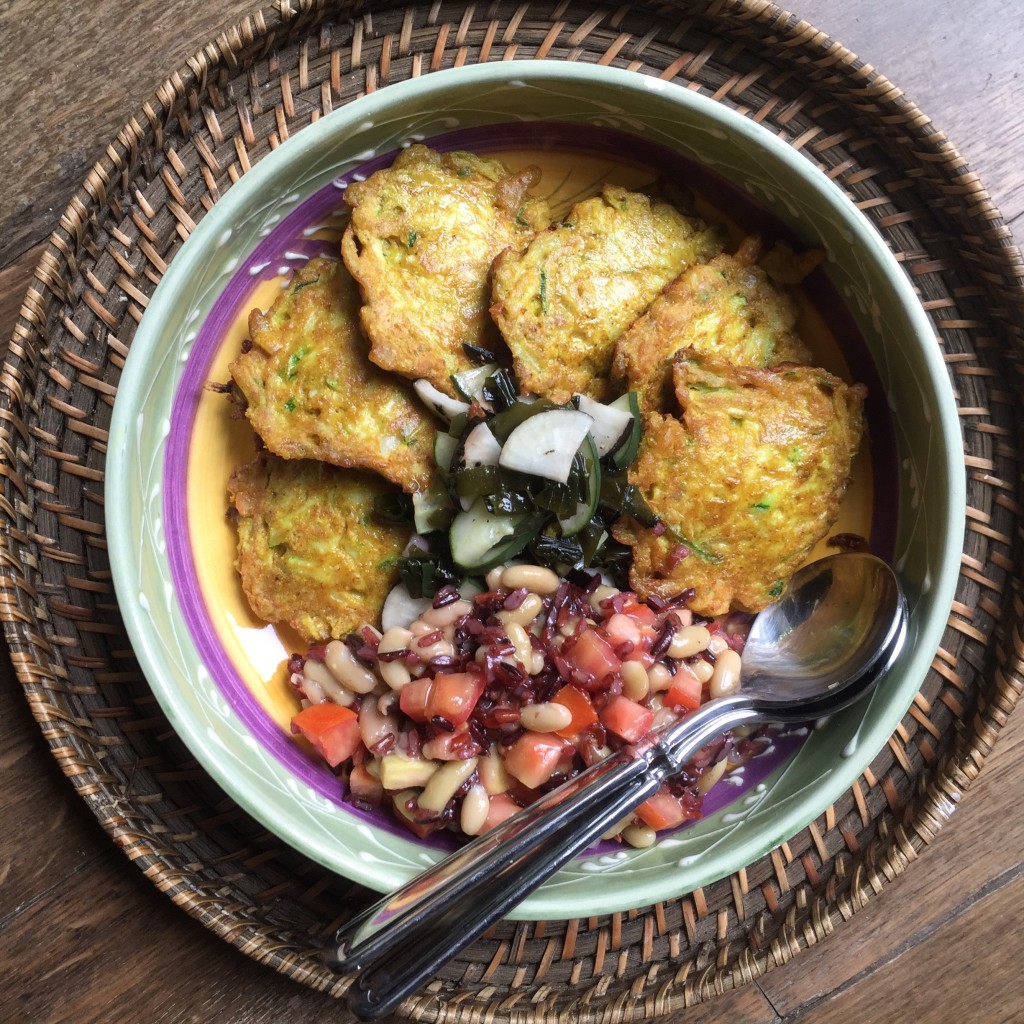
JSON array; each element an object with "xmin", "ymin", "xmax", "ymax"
[{"xmin": 325, "ymin": 551, "xmax": 908, "ymax": 1019}]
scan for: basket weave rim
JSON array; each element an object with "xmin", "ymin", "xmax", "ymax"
[{"xmin": 2, "ymin": 1, "xmax": 1023, "ymax": 1020}]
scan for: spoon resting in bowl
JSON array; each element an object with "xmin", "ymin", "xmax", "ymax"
[{"xmin": 325, "ymin": 551, "xmax": 908, "ymax": 1019}]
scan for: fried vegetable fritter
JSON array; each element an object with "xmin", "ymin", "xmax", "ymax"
[
  {"xmin": 231, "ymin": 257, "xmax": 434, "ymax": 492},
  {"xmin": 612, "ymin": 236, "xmax": 814, "ymax": 412},
  {"xmin": 229, "ymin": 454, "xmax": 411, "ymax": 641},
  {"xmin": 340, "ymin": 145, "xmax": 550, "ymax": 395},
  {"xmin": 613, "ymin": 351, "xmax": 866, "ymax": 615},
  {"xmin": 490, "ymin": 184, "xmax": 724, "ymax": 403}
]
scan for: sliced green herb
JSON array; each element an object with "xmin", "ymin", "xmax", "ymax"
[
  {"xmin": 285, "ymin": 347, "xmax": 307, "ymax": 379},
  {"xmin": 290, "ymin": 275, "xmax": 321, "ymax": 294}
]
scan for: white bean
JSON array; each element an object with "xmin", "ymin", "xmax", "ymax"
[
  {"xmin": 666, "ymin": 624, "xmax": 711, "ymax": 660},
  {"xmin": 418, "ymin": 757, "xmax": 478, "ymax": 812},
  {"xmin": 377, "ymin": 627, "xmax": 413, "ymax": 691},
  {"xmin": 621, "ymin": 661, "xmax": 650, "ymax": 701},
  {"xmin": 378, "ymin": 626, "xmax": 412, "ymax": 652},
  {"xmin": 646, "ymin": 662, "xmax": 673, "ymax": 693},
  {"xmin": 622, "ymin": 823, "xmax": 657, "ymax": 849},
  {"xmin": 505, "ymin": 621, "xmax": 534, "ymax": 669},
  {"xmin": 588, "ymin": 584, "xmax": 619, "ymax": 615},
  {"xmin": 519, "ymin": 702, "xmax": 572, "ymax": 733},
  {"xmin": 478, "ymin": 745, "xmax": 511, "ymax": 794},
  {"xmin": 460, "ymin": 783, "xmax": 490, "ymax": 836},
  {"xmin": 707, "ymin": 632, "xmax": 731, "ymax": 656},
  {"xmin": 412, "ymin": 636, "xmax": 454, "ymax": 663},
  {"xmin": 300, "ymin": 659, "xmax": 356, "ymax": 706},
  {"xmin": 485, "ymin": 565, "xmax": 506, "ymax": 591},
  {"xmin": 358, "ymin": 698, "xmax": 398, "ymax": 751},
  {"xmin": 709, "ymin": 648, "xmax": 743, "ymax": 698},
  {"xmin": 652, "ymin": 707, "xmax": 678, "ymax": 731},
  {"xmin": 422, "ymin": 599, "xmax": 472, "ymax": 628},
  {"xmin": 696, "ymin": 757, "xmax": 730, "ymax": 794},
  {"xmin": 380, "ymin": 660, "xmax": 411, "ymax": 690},
  {"xmin": 602, "ymin": 814, "xmax": 635, "ymax": 841},
  {"xmin": 377, "ymin": 691, "xmax": 399, "ymax": 716},
  {"xmin": 500, "ymin": 563, "xmax": 561, "ymax": 595},
  {"xmin": 324, "ymin": 639, "xmax": 378, "ymax": 694},
  {"xmin": 690, "ymin": 658, "xmax": 714, "ymax": 684},
  {"xmin": 497, "ymin": 592, "xmax": 544, "ymax": 627}
]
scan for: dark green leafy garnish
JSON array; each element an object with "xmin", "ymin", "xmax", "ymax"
[
  {"xmin": 398, "ymin": 537, "xmax": 461, "ymax": 598},
  {"xmin": 462, "ymin": 343, "xmax": 497, "ymax": 365},
  {"xmin": 373, "ymin": 492, "xmax": 414, "ymax": 525},
  {"xmin": 481, "ymin": 369, "xmax": 520, "ymax": 411}
]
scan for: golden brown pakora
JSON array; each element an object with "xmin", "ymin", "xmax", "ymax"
[
  {"xmin": 612, "ymin": 236, "xmax": 814, "ymax": 412},
  {"xmin": 229, "ymin": 454, "xmax": 411, "ymax": 642},
  {"xmin": 230, "ymin": 257, "xmax": 434, "ymax": 492},
  {"xmin": 490, "ymin": 184, "xmax": 725, "ymax": 403},
  {"xmin": 613, "ymin": 351, "xmax": 866, "ymax": 615},
  {"xmin": 340, "ymin": 145, "xmax": 550, "ymax": 396}
]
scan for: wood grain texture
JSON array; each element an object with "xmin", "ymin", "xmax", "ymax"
[{"xmin": 1, "ymin": 2, "xmax": 1021, "ymax": 1023}]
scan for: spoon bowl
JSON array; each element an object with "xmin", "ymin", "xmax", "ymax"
[
  {"xmin": 741, "ymin": 550, "xmax": 908, "ymax": 708},
  {"xmin": 328, "ymin": 551, "xmax": 908, "ymax": 1019}
]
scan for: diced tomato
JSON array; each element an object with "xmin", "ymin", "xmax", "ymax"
[
  {"xmin": 482, "ymin": 792, "xmax": 522, "ymax": 833},
  {"xmin": 399, "ymin": 671, "xmax": 485, "ymax": 726},
  {"xmin": 291, "ymin": 702, "xmax": 361, "ymax": 767},
  {"xmin": 551, "ymin": 685, "xmax": 598, "ymax": 738},
  {"xmin": 348, "ymin": 763, "xmax": 384, "ymax": 807},
  {"xmin": 503, "ymin": 731, "xmax": 571, "ymax": 789},
  {"xmin": 390, "ymin": 791, "xmax": 445, "ymax": 839},
  {"xmin": 600, "ymin": 693, "xmax": 655, "ymax": 743},
  {"xmin": 619, "ymin": 597, "xmax": 657, "ymax": 626},
  {"xmin": 603, "ymin": 613, "xmax": 643, "ymax": 647},
  {"xmin": 636, "ymin": 788, "xmax": 693, "ymax": 831},
  {"xmin": 427, "ymin": 672, "xmax": 486, "ymax": 726},
  {"xmin": 563, "ymin": 627, "xmax": 621, "ymax": 683},
  {"xmin": 398, "ymin": 678, "xmax": 433, "ymax": 721},
  {"xmin": 664, "ymin": 665, "xmax": 703, "ymax": 712}
]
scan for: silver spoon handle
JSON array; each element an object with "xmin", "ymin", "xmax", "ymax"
[{"xmin": 328, "ymin": 697, "xmax": 753, "ymax": 1019}]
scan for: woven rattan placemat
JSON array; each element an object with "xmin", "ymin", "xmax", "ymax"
[{"xmin": 3, "ymin": 1, "xmax": 1023, "ymax": 1019}]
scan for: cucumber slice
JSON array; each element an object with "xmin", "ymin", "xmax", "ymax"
[
  {"xmin": 414, "ymin": 378, "xmax": 470, "ymax": 422},
  {"xmin": 557, "ymin": 435, "xmax": 601, "ymax": 536},
  {"xmin": 412, "ymin": 481, "xmax": 454, "ymax": 534},
  {"xmin": 433, "ymin": 432, "xmax": 459, "ymax": 477},
  {"xmin": 498, "ymin": 408, "xmax": 594, "ymax": 483},
  {"xmin": 575, "ymin": 393, "xmax": 635, "ymax": 458},
  {"xmin": 449, "ymin": 500, "xmax": 545, "ymax": 573},
  {"xmin": 451, "ymin": 362, "xmax": 498, "ymax": 407},
  {"xmin": 608, "ymin": 392, "xmax": 642, "ymax": 469}
]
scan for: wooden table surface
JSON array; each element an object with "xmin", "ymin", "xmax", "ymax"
[{"xmin": 2, "ymin": 2, "xmax": 1022, "ymax": 1022}]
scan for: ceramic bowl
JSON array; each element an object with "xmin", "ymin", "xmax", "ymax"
[{"xmin": 106, "ymin": 61, "xmax": 964, "ymax": 919}]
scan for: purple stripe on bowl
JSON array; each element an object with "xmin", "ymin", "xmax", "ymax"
[{"xmin": 163, "ymin": 121, "xmax": 890, "ymax": 854}]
